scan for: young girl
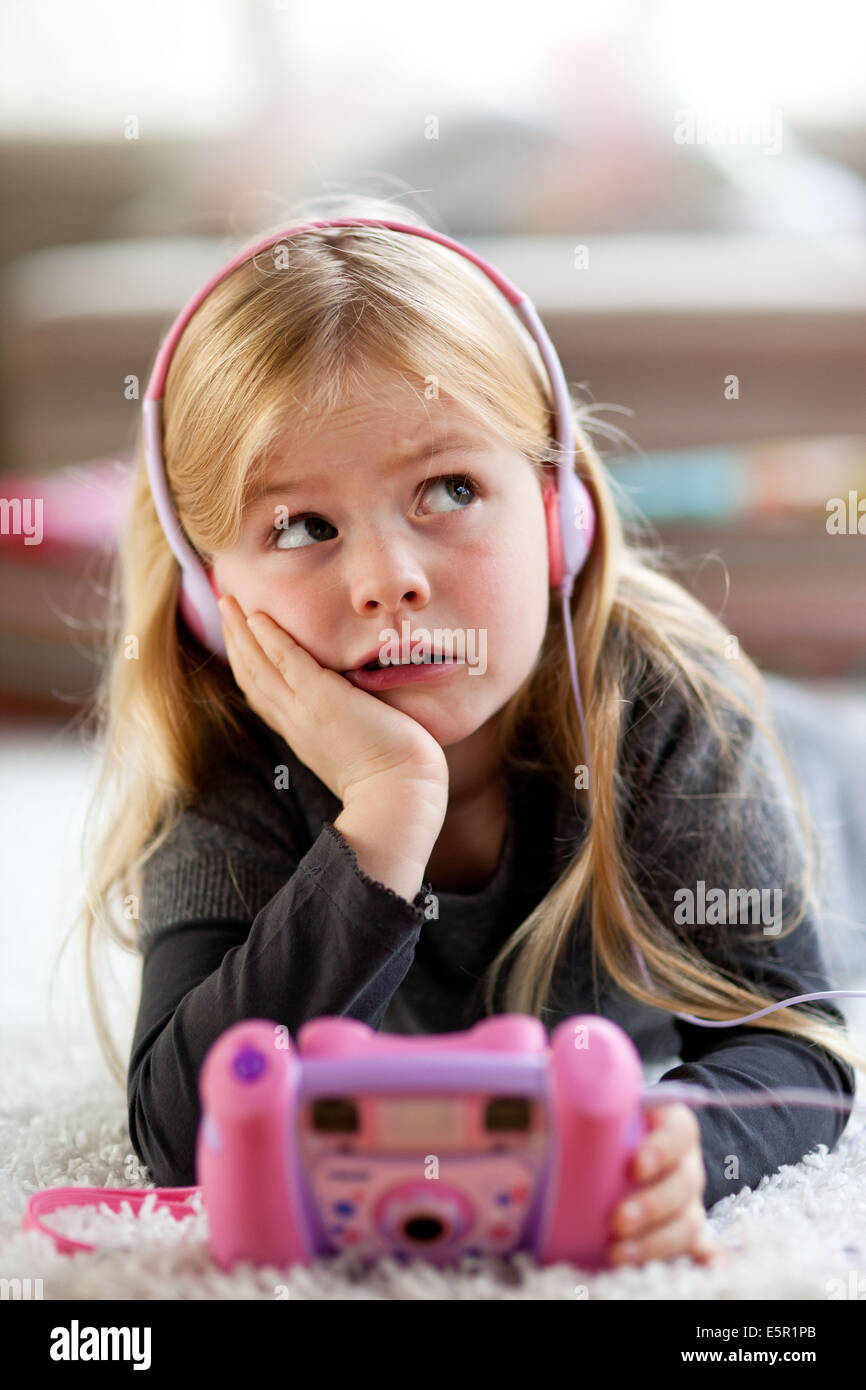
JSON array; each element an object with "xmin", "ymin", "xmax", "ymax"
[{"xmin": 77, "ymin": 192, "xmax": 864, "ymax": 1273}]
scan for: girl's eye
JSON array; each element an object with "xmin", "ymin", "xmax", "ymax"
[
  {"xmin": 420, "ymin": 473, "xmax": 478, "ymax": 515},
  {"xmin": 268, "ymin": 513, "xmax": 337, "ymax": 551},
  {"xmin": 266, "ymin": 473, "xmax": 479, "ymax": 551}
]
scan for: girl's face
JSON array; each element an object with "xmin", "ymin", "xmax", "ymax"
[{"xmin": 209, "ymin": 370, "xmax": 552, "ymax": 755}]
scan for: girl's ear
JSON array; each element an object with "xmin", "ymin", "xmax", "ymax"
[{"xmin": 205, "ymin": 566, "xmax": 224, "ymax": 602}]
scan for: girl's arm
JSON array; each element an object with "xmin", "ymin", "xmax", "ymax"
[
  {"xmin": 657, "ymin": 896, "xmax": 855, "ymax": 1209},
  {"xmin": 661, "ymin": 1013, "xmax": 855, "ymax": 1210},
  {"xmin": 620, "ymin": 667, "xmax": 856, "ymax": 1210},
  {"xmin": 128, "ymin": 721, "xmax": 434, "ymax": 1189}
]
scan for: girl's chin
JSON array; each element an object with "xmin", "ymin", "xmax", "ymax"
[{"xmin": 382, "ymin": 699, "xmax": 492, "ymax": 750}]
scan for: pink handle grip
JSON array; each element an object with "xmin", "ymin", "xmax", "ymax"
[{"xmin": 22, "ymin": 1185, "xmax": 199, "ymax": 1255}]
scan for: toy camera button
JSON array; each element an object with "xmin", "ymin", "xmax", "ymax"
[{"xmin": 231, "ymin": 1046, "xmax": 267, "ymax": 1082}]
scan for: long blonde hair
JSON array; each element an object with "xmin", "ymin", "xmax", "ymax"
[{"xmin": 64, "ymin": 190, "xmax": 866, "ymax": 1088}]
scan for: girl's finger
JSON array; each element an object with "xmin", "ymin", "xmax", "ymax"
[
  {"xmin": 219, "ymin": 599, "xmax": 295, "ymax": 722},
  {"xmin": 220, "ymin": 599, "xmax": 289, "ymax": 688},
  {"xmin": 612, "ymin": 1155, "xmax": 700, "ymax": 1242},
  {"xmin": 635, "ymin": 1103, "xmax": 699, "ymax": 1181},
  {"xmin": 226, "ymin": 600, "xmax": 327, "ymax": 694},
  {"xmin": 609, "ymin": 1200, "xmax": 709, "ymax": 1267},
  {"xmin": 219, "ymin": 598, "xmax": 257, "ymax": 680}
]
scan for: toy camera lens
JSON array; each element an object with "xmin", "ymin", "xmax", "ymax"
[{"xmin": 403, "ymin": 1216, "xmax": 445, "ymax": 1243}]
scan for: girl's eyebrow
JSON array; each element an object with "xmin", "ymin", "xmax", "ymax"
[{"xmin": 244, "ymin": 436, "xmax": 482, "ymax": 511}]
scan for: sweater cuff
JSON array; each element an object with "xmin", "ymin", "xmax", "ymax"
[{"xmin": 321, "ymin": 821, "xmax": 430, "ymax": 924}]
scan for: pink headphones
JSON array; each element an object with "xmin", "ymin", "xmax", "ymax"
[{"xmin": 142, "ymin": 218, "xmax": 596, "ymax": 666}]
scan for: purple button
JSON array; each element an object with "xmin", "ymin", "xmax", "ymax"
[{"xmin": 232, "ymin": 1046, "xmax": 267, "ymax": 1081}]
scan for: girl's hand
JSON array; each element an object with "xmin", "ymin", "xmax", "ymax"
[
  {"xmin": 218, "ymin": 595, "xmax": 449, "ymax": 810},
  {"xmin": 608, "ymin": 1102, "xmax": 728, "ymax": 1268}
]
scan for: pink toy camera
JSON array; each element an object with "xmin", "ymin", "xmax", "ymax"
[{"xmin": 198, "ymin": 1013, "xmax": 650, "ymax": 1270}]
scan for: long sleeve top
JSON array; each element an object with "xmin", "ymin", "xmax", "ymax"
[{"xmin": 127, "ymin": 657, "xmax": 856, "ymax": 1210}]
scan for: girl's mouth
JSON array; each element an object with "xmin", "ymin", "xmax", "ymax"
[{"xmin": 344, "ymin": 658, "xmax": 465, "ymax": 691}]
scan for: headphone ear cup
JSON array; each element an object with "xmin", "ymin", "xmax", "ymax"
[
  {"xmin": 204, "ymin": 567, "xmax": 229, "ymax": 662},
  {"xmin": 543, "ymin": 477, "xmax": 564, "ymax": 590},
  {"xmin": 178, "ymin": 566, "xmax": 228, "ymax": 662}
]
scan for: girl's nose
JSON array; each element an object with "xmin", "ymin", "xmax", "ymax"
[{"xmin": 343, "ymin": 532, "xmax": 431, "ymax": 614}]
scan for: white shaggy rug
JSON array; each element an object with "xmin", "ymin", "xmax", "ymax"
[
  {"xmin": 3, "ymin": 1030, "xmax": 866, "ymax": 1301},
  {"xmin": 2, "ymin": 677, "xmax": 866, "ymax": 1300}
]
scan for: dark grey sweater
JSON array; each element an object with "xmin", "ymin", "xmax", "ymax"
[{"xmin": 127, "ymin": 658, "xmax": 856, "ymax": 1213}]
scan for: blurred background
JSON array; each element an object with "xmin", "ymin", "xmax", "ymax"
[{"xmin": 1, "ymin": 0, "xmax": 865, "ymax": 1052}]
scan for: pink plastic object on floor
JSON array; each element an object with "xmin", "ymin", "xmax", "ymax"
[
  {"xmin": 21, "ymin": 1013, "xmax": 648, "ymax": 1271},
  {"xmin": 197, "ymin": 1012, "xmax": 648, "ymax": 1271}
]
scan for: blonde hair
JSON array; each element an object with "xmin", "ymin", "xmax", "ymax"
[{"xmin": 65, "ymin": 188, "xmax": 866, "ymax": 1089}]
